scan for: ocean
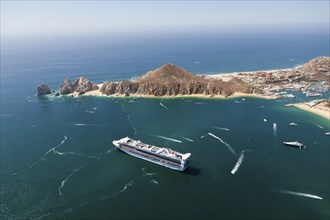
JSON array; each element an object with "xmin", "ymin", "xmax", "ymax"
[{"xmin": 1, "ymin": 32, "xmax": 329, "ymax": 219}]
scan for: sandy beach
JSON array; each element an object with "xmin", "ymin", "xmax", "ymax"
[
  {"xmin": 83, "ymin": 88, "xmax": 275, "ymax": 100},
  {"xmin": 286, "ymin": 101, "xmax": 330, "ymax": 120}
]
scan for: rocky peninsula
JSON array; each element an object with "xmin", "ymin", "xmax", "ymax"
[{"xmin": 37, "ymin": 56, "xmax": 330, "ymax": 118}]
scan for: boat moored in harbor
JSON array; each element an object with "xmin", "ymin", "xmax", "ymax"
[
  {"xmin": 113, "ymin": 137, "xmax": 191, "ymax": 171},
  {"xmin": 283, "ymin": 141, "xmax": 306, "ymax": 149}
]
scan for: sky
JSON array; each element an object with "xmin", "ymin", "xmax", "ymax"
[{"xmin": 1, "ymin": 1, "xmax": 329, "ymax": 40}]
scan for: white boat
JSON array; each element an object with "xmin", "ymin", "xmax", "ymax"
[
  {"xmin": 289, "ymin": 122, "xmax": 298, "ymax": 126},
  {"xmin": 305, "ymin": 92, "xmax": 322, "ymax": 97},
  {"xmin": 325, "ymin": 132, "xmax": 330, "ymax": 136},
  {"xmin": 113, "ymin": 137, "xmax": 191, "ymax": 171},
  {"xmin": 283, "ymin": 141, "xmax": 306, "ymax": 149}
]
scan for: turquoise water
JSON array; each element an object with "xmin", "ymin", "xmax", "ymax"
[{"xmin": 1, "ymin": 33, "xmax": 330, "ymax": 219}]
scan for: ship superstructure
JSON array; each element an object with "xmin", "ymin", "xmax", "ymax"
[{"xmin": 113, "ymin": 137, "xmax": 191, "ymax": 171}]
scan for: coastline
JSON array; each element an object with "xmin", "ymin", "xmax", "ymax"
[
  {"xmin": 83, "ymin": 89, "xmax": 276, "ymax": 100},
  {"xmin": 286, "ymin": 102, "xmax": 330, "ymax": 120},
  {"xmin": 207, "ymin": 68, "xmax": 294, "ymax": 81}
]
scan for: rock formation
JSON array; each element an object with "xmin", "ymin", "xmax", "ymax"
[
  {"xmin": 100, "ymin": 64, "xmax": 257, "ymax": 97},
  {"xmin": 59, "ymin": 77, "xmax": 99, "ymax": 95},
  {"xmin": 298, "ymin": 56, "xmax": 330, "ymax": 74},
  {"xmin": 37, "ymin": 83, "xmax": 51, "ymax": 95},
  {"xmin": 296, "ymin": 56, "xmax": 330, "ymax": 82}
]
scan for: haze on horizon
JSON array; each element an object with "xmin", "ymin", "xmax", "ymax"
[{"xmin": 1, "ymin": 1, "xmax": 329, "ymax": 41}]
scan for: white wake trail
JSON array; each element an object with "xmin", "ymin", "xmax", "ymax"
[
  {"xmin": 107, "ymin": 148, "xmax": 116, "ymax": 155},
  {"xmin": 112, "ymin": 180, "xmax": 135, "ymax": 197},
  {"xmin": 85, "ymin": 110, "xmax": 95, "ymax": 114},
  {"xmin": 231, "ymin": 153, "xmax": 245, "ymax": 174},
  {"xmin": 160, "ymin": 102, "xmax": 169, "ymax": 110},
  {"xmin": 208, "ymin": 132, "xmax": 238, "ymax": 155},
  {"xmin": 273, "ymin": 189, "xmax": 323, "ymax": 200},
  {"xmin": 273, "ymin": 123, "xmax": 277, "ymax": 136},
  {"xmin": 53, "ymin": 150, "xmax": 96, "ymax": 159},
  {"xmin": 141, "ymin": 167, "xmax": 161, "ymax": 177},
  {"xmin": 152, "ymin": 135, "xmax": 182, "ymax": 143},
  {"xmin": 11, "ymin": 135, "xmax": 68, "ymax": 176},
  {"xmin": 151, "ymin": 179, "xmax": 159, "ymax": 184},
  {"xmin": 312, "ymin": 122, "xmax": 324, "ymax": 129},
  {"xmin": 179, "ymin": 136, "xmax": 194, "ymax": 142},
  {"xmin": 210, "ymin": 126, "xmax": 230, "ymax": 131},
  {"xmin": 128, "ymin": 122, "xmax": 138, "ymax": 134},
  {"xmin": 74, "ymin": 123, "xmax": 88, "ymax": 126},
  {"xmin": 58, "ymin": 165, "xmax": 83, "ymax": 196}
]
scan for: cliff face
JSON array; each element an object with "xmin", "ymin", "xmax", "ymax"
[
  {"xmin": 59, "ymin": 77, "xmax": 99, "ymax": 95},
  {"xmin": 100, "ymin": 64, "xmax": 257, "ymax": 97}
]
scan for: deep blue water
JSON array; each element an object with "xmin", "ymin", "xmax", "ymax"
[{"xmin": 1, "ymin": 32, "xmax": 329, "ymax": 219}]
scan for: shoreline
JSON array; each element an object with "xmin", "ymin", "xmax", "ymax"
[
  {"xmin": 286, "ymin": 102, "xmax": 330, "ymax": 120},
  {"xmin": 83, "ymin": 90, "xmax": 276, "ymax": 100}
]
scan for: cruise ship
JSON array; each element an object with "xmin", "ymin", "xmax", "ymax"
[{"xmin": 112, "ymin": 137, "xmax": 191, "ymax": 171}]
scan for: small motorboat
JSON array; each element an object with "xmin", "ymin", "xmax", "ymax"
[{"xmin": 283, "ymin": 141, "xmax": 306, "ymax": 149}]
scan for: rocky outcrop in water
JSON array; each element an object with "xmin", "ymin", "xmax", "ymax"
[
  {"xmin": 59, "ymin": 77, "xmax": 99, "ymax": 95},
  {"xmin": 37, "ymin": 83, "xmax": 51, "ymax": 95},
  {"xmin": 100, "ymin": 64, "xmax": 257, "ymax": 97}
]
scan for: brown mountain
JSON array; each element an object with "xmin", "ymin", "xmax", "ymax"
[
  {"xmin": 100, "ymin": 64, "xmax": 258, "ymax": 97},
  {"xmin": 296, "ymin": 56, "xmax": 330, "ymax": 82}
]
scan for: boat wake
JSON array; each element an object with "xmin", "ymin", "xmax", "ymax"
[
  {"xmin": 209, "ymin": 126, "xmax": 230, "ymax": 131},
  {"xmin": 208, "ymin": 132, "xmax": 238, "ymax": 155},
  {"xmin": 96, "ymin": 167, "xmax": 161, "ymax": 202},
  {"xmin": 85, "ymin": 110, "xmax": 95, "ymax": 114},
  {"xmin": 151, "ymin": 134, "xmax": 182, "ymax": 143},
  {"xmin": 74, "ymin": 123, "xmax": 89, "ymax": 126},
  {"xmin": 179, "ymin": 136, "xmax": 194, "ymax": 142},
  {"xmin": 107, "ymin": 148, "xmax": 116, "ymax": 155},
  {"xmin": 150, "ymin": 179, "xmax": 159, "ymax": 184},
  {"xmin": 273, "ymin": 123, "xmax": 277, "ymax": 136},
  {"xmin": 113, "ymin": 180, "xmax": 134, "ymax": 196},
  {"xmin": 52, "ymin": 150, "xmax": 96, "ymax": 159},
  {"xmin": 231, "ymin": 152, "xmax": 245, "ymax": 174},
  {"xmin": 230, "ymin": 150, "xmax": 254, "ymax": 174},
  {"xmin": 160, "ymin": 102, "xmax": 169, "ymax": 111},
  {"xmin": 128, "ymin": 122, "xmax": 138, "ymax": 134},
  {"xmin": 141, "ymin": 167, "xmax": 161, "ymax": 177},
  {"xmin": 58, "ymin": 165, "xmax": 83, "ymax": 196},
  {"xmin": 312, "ymin": 122, "xmax": 324, "ymax": 129},
  {"xmin": 10, "ymin": 135, "xmax": 68, "ymax": 176},
  {"xmin": 121, "ymin": 105, "xmax": 130, "ymax": 120},
  {"xmin": 272, "ymin": 189, "xmax": 323, "ymax": 200}
]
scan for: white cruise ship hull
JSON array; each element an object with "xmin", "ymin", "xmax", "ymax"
[{"xmin": 113, "ymin": 139, "xmax": 189, "ymax": 171}]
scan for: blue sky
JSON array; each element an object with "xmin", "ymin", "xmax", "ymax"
[{"xmin": 1, "ymin": 1, "xmax": 329, "ymax": 40}]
